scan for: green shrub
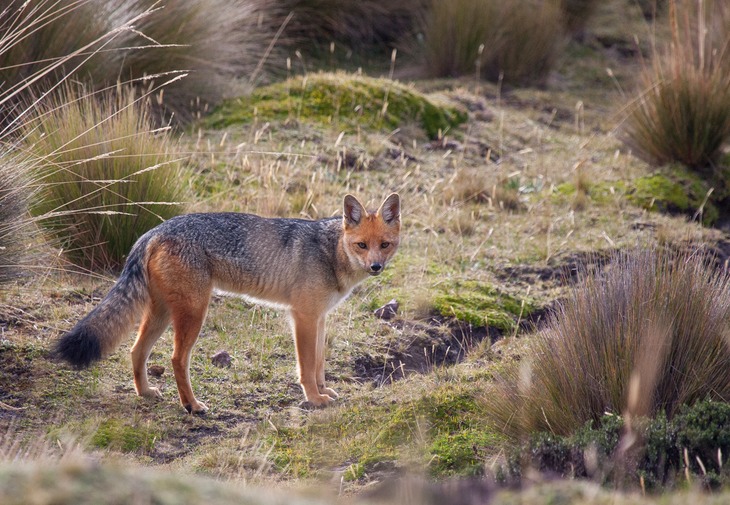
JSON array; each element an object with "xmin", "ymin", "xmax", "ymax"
[
  {"xmin": 422, "ymin": 0, "xmax": 565, "ymax": 86},
  {"xmin": 0, "ymin": 0, "xmax": 268, "ymax": 125},
  {"xmin": 504, "ymin": 400, "xmax": 730, "ymax": 489},
  {"xmin": 24, "ymin": 84, "xmax": 187, "ymax": 271},
  {"xmin": 623, "ymin": 0, "xmax": 730, "ymax": 168},
  {"xmin": 483, "ymin": 248, "xmax": 730, "ymax": 441}
]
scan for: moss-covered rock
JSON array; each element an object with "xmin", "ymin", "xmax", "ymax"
[
  {"xmin": 432, "ymin": 280, "xmax": 534, "ymax": 333},
  {"xmin": 627, "ymin": 167, "xmax": 720, "ymax": 225},
  {"xmin": 204, "ymin": 72, "xmax": 467, "ymax": 139}
]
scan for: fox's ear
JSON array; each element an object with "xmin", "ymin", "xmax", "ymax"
[
  {"xmin": 343, "ymin": 194, "xmax": 365, "ymax": 227},
  {"xmin": 378, "ymin": 193, "xmax": 400, "ymax": 225}
]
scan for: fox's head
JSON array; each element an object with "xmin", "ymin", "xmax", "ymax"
[{"xmin": 342, "ymin": 193, "xmax": 401, "ymax": 276}]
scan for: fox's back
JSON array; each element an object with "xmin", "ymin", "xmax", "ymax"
[{"xmin": 133, "ymin": 213, "xmax": 345, "ymax": 306}]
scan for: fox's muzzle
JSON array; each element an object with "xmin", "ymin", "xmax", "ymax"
[{"xmin": 369, "ymin": 262, "xmax": 383, "ymax": 275}]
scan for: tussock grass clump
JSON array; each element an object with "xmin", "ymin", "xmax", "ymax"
[
  {"xmin": 24, "ymin": 84, "xmax": 187, "ymax": 272},
  {"xmin": 0, "ymin": 0, "xmax": 268, "ymax": 125},
  {"xmin": 484, "ymin": 248, "xmax": 730, "ymax": 440},
  {"xmin": 422, "ymin": 0, "xmax": 565, "ymax": 86},
  {"xmin": 624, "ymin": 0, "xmax": 730, "ymax": 169}
]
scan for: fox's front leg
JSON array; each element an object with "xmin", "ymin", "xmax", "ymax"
[
  {"xmin": 316, "ymin": 317, "xmax": 338, "ymax": 399},
  {"xmin": 291, "ymin": 310, "xmax": 335, "ymax": 407}
]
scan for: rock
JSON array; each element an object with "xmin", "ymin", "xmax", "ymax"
[
  {"xmin": 374, "ymin": 299, "xmax": 399, "ymax": 320},
  {"xmin": 148, "ymin": 364, "xmax": 165, "ymax": 377},
  {"xmin": 211, "ymin": 350, "xmax": 232, "ymax": 368}
]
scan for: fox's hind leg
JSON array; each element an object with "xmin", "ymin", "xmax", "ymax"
[
  {"xmin": 316, "ymin": 317, "xmax": 338, "ymax": 399},
  {"xmin": 131, "ymin": 295, "xmax": 170, "ymax": 400},
  {"xmin": 169, "ymin": 297, "xmax": 210, "ymax": 414},
  {"xmin": 148, "ymin": 247, "xmax": 212, "ymax": 415}
]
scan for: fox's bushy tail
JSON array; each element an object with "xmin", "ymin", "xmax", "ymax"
[{"xmin": 55, "ymin": 240, "xmax": 150, "ymax": 368}]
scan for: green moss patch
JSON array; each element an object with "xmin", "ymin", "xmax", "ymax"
[
  {"xmin": 627, "ymin": 168, "xmax": 720, "ymax": 226},
  {"xmin": 267, "ymin": 383, "xmax": 501, "ymax": 479},
  {"xmin": 432, "ymin": 280, "xmax": 534, "ymax": 333},
  {"xmin": 204, "ymin": 72, "xmax": 467, "ymax": 139},
  {"xmin": 91, "ymin": 419, "xmax": 160, "ymax": 453}
]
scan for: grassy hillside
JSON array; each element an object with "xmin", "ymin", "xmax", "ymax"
[{"xmin": 2, "ymin": 0, "xmax": 730, "ymax": 502}]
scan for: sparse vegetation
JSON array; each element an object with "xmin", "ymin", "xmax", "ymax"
[
  {"xmin": 278, "ymin": 0, "xmax": 426, "ymax": 51},
  {"xmin": 23, "ymin": 84, "xmax": 187, "ymax": 271},
  {"xmin": 559, "ymin": 0, "xmax": 601, "ymax": 35}
]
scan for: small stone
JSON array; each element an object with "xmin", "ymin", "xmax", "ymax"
[
  {"xmin": 211, "ymin": 350, "xmax": 232, "ymax": 368},
  {"xmin": 148, "ymin": 364, "xmax": 165, "ymax": 377},
  {"xmin": 374, "ymin": 299, "xmax": 399, "ymax": 320}
]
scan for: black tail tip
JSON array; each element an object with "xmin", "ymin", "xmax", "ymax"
[{"xmin": 54, "ymin": 328, "xmax": 102, "ymax": 369}]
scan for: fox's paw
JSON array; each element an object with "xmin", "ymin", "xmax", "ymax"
[
  {"xmin": 318, "ymin": 385, "xmax": 339, "ymax": 399},
  {"xmin": 299, "ymin": 393, "xmax": 335, "ymax": 410},
  {"xmin": 139, "ymin": 386, "xmax": 164, "ymax": 400},
  {"xmin": 184, "ymin": 400, "xmax": 209, "ymax": 415}
]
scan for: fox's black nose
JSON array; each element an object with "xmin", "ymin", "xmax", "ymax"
[{"xmin": 370, "ymin": 263, "xmax": 383, "ymax": 273}]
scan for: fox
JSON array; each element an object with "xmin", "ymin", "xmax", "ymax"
[{"xmin": 55, "ymin": 193, "xmax": 401, "ymax": 414}]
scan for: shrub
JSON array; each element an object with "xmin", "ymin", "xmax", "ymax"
[
  {"xmin": 623, "ymin": 0, "xmax": 730, "ymax": 168},
  {"xmin": 505, "ymin": 400, "xmax": 730, "ymax": 489},
  {"xmin": 24, "ymin": 84, "xmax": 187, "ymax": 271},
  {"xmin": 0, "ymin": 0, "xmax": 269, "ymax": 125},
  {"xmin": 483, "ymin": 247, "xmax": 730, "ymax": 441},
  {"xmin": 422, "ymin": 0, "xmax": 565, "ymax": 86}
]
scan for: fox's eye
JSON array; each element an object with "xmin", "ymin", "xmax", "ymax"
[
  {"xmin": 357, "ymin": 242, "xmax": 367, "ymax": 250},
  {"xmin": 381, "ymin": 242, "xmax": 390, "ymax": 249}
]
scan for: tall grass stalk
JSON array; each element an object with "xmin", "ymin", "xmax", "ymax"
[
  {"xmin": 483, "ymin": 247, "xmax": 730, "ymax": 440},
  {"xmin": 23, "ymin": 83, "xmax": 187, "ymax": 271},
  {"xmin": 624, "ymin": 0, "xmax": 730, "ymax": 168}
]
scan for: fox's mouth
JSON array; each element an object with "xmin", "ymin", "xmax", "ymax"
[{"xmin": 368, "ymin": 269, "xmax": 383, "ymax": 276}]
